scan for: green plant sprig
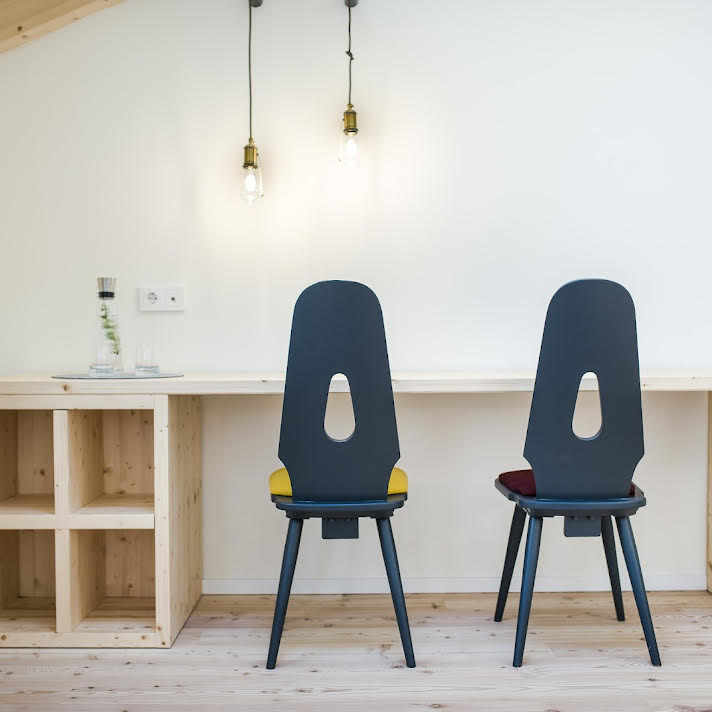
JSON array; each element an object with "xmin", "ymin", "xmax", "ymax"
[{"xmin": 100, "ymin": 301, "xmax": 121, "ymax": 356}]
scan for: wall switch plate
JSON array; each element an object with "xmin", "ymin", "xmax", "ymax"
[{"xmin": 139, "ymin": 286, "xmax": 185, "ymax": 312}]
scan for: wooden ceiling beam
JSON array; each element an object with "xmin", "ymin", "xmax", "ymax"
[{"xmin": 0, "ymin": 0, "xmax": 126, "ymax": 55}]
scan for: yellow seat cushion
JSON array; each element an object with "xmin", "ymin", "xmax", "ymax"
[{"xmin": 269, "ymin": 466, "xmax": 408, "ymax": 496}]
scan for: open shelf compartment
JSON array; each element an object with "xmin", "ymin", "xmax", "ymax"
[
  {"xmin": 67, "ymin": 529, "xmax": 155, "ymax": 635},
  {"xmin": 0, "ymin": 411, "xmax": 55, "ymax": 521},
  {"xmin": 66, "ymin": 410, "xmax": 154, "ymax": 527},
  {"xmin": 0, "ymin": 530, "xmax": 56, "ymax": 633}
]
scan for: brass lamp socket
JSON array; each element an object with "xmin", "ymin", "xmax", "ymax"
[
  {"xmin": 343, "ymin": 104, "xmax": 358, "ymax": 134},
  {"xmin": 243, "ymin": 139, "xmax": 259, "ymax": 168}
]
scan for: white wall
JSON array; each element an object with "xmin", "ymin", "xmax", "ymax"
[
  {"xmin": 204, "ymin": 391, "xmax": 707, "ymax": 593},
  {"xmin": 1, "ymin": 0, "xmax": 711, "ymax": 592}
]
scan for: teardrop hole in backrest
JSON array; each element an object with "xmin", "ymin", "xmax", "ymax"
[
  {"xmin": 572, "ymin": 371, "xmax": 602, "ymax": 439},
  {"xmin": 323, "ymin": 373, "xmax": 356, "ymax": 441}
]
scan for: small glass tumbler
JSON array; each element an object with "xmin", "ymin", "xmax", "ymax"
[
  {"xmin": 90, "ymin": 342, "xmax": 118, "ymax": 377},
  {"xmin": 135, "ymin": 344, "xmax": 159, "ymax": 375}
]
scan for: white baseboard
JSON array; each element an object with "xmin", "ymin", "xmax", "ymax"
[{"xmin": 202, "ymin": 574, "xmax": 706, "ymax": 595}]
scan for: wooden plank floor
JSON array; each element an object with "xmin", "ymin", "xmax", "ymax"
[{"xmin": 1, "ymin": 592, "xmax": 712, "ymax": 710}]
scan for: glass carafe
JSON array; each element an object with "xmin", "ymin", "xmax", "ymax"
[{"xmin": 89, "ymin": 277, "xmax": 123, "ymax": 376}]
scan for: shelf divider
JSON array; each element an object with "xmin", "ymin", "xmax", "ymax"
[
  {"xmin": 53, "ymin": 410, "xmax": 69, "ymax": 516},
  {"xmin": 54, "ymin": 528, "xmax": 72, "ymax": 633}
]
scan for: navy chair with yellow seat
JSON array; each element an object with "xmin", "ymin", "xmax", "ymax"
[
  {"xmin": 266, "ymin": 280, "xmax": 415, "ymax": 670},
  {"xmin": 493, "ymin": 279, "xmax": 660, "ymax": 668}
]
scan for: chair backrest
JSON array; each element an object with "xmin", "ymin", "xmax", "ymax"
[
  {"xmin": 524, "ymin": 279, "xmax": 644, "ymax": 499},
  {"xmin": 278, "ymin": 280, "xmax": 400, "ymax": 502}
]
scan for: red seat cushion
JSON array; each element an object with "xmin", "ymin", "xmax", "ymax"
[{"xmin": 499, "ymin": 469, "xmax": 636, "ymax": 497}]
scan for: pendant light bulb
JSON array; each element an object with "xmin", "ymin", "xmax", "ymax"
[
  {"xmin": 241, "ymin": 0, "xmax": 263, "ymax": 205},
  {"xmin": 338, "ymin": 104, "xmax": 359, "ymax": 167},
  {"xmin": 241, "ymin": 139, "xmax": 263, "ymax": 205},
  {"xmin": 338, "ymin": 1, "xmax": 359, "ymax": 167}
]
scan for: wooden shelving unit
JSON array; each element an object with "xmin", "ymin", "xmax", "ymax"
[{"xmin": 0, "ymin": 395, "xmax": 201, "ymax": 648}]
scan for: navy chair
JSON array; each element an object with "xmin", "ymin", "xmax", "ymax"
[
  {"xmin": 266, "ymin": 280, "xmax": 415, "ymax": 669},
  {"xmin": 493, "ymin": 279, "xmax": 660, "ymax": 667}
]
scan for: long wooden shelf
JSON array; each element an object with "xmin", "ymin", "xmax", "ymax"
[{"xmin": 2, "ymin": 369, "xmax": 712, "ymax": 396}]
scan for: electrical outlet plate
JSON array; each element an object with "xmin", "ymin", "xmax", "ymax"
[{"xmin": 139, "ymin": 286, "xmax": 185, "ymax": 312}]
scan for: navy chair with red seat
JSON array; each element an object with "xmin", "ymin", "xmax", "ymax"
[
  {"xmin": 266, "ymin": 280, "xmax": 415, "ymax": 670},
  {"xmin": 493, "ymin": 279, "xmax": 660, "ymax": 667}
]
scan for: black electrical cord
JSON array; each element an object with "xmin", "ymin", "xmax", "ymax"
[
  {"xmin": 248, "ymin": 2, "xmax": 253, "ymax": 140},
  {"xmin": 346, "ymin": 5, "xmax": 353, "ymax": 105}
]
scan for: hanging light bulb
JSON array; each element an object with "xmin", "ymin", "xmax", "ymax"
[
  {"xmin": 338, "ymin": 0, "xmax": 359, "ymax": 167},
  {"xmin": 241, "ymin": 138, "xmax": 263, "ymax": 204},
  {"xmin": 339, "ymin": 104, "xmax": 358, "ymax": 167},
  {"xmin": 242, "ymin": 0, "xmax": 263, "ymax": 204}
]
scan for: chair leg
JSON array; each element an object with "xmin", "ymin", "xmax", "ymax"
[
  {"xmin": 615, "ymin": 516, "xmax": 661, "ymax": 666},
  {"xmin": 513, "ymin": 515, "xmax": 543, "ymax": 667},
  {"xmin": 266, "ymin": 517, "xmax": 303, "ymax": 669},
  {"xmin": 601, "ymin": 515, "xmax": 625, "ymax": 621},
  {"xmin": 377, "ymin": 517, "xmax": 416, "ymax": 668},
  {"xmin": 495, "ymin": 505, "xmax": 527, "ymax": 622}
]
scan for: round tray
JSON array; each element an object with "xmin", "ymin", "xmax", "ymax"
[{"xmin": 52, "ymin": 372, "xmax": 184, "ymax": 380}]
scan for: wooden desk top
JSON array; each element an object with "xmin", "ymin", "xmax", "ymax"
[{"xmin": 0, "ymin": 370, "xmax": 711, "ymax": 395}]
